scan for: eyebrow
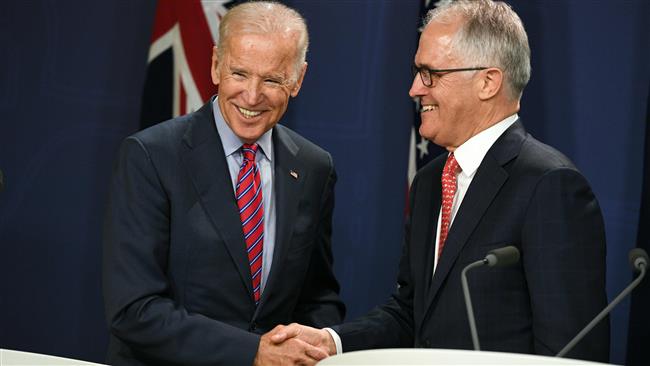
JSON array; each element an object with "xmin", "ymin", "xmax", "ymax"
[
  {"xmin": 228, "ymin": 65, "xmax": 286, "ymax": 81},
  {"xmin": 263, "ymin": 73, "xmax": 286, "ymax": 80},
  {"xmin": 229, "ymin": 64, "xmax": 247, "ymax": 71},
  {"xmin": 415, "ymin": 62, "xmax": 437, "ymax": 70}
]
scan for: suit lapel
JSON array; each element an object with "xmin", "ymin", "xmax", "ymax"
[
  {"xmin": 413, "ymin": 160, "xmax": 443, "ymax": 293},
  {"xmin": 421, "ymin": 121, "xmax": 525, "ymax": 326},
  {"xmin": 409, "ymin": 159, "xmax": 444, "ymax": 329},
  {"xmin": 180, "ymin": 102, "xmax": 254, "ymax": 297},
  {"xmin": 256, "ymin": 126, "xmax": 306, "ymax": 310}
]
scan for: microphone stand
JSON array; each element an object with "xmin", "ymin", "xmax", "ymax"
[
  {"xmin": 461, "ymin": 259, "xmax": 487, "ymax": 351},
  {"xmin": 556, "ymin": 261, "xmax": 647, "ymax": 358}
]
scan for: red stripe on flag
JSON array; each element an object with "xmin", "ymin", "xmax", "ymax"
[
  {"xmin": 150, "ymin": 1, "xmax": 177, "ymax": 42},
  {"xmin": 177, "ymin": 1, "xmax": 215, "ymax": 102},
  {"xmin": 179, "ymin": 80, "xmax": 187, "ymax": 115}
]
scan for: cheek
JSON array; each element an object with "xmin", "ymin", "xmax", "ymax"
[
  {"xmin": 269, "ymin": 90, "xmax": 291, "ymax": 110},
  {"xmin": 217, "ymin": 81, "xmax": 237, "ymax": 99}
]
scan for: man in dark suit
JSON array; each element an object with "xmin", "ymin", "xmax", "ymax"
[
  {"xmin": 271, "ymin": 0, "xmax": 609, "ymax": 362},
  {"xmin": 102, "ymin": 2, "xmax": 344, "ymax": 365}
]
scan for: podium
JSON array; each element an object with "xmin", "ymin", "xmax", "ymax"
[
  {"xmin": 0, "ymin": 349, "xmax": 106, "ymax": 365},
  {"xmin": 317, "ymin": 349, "xmax": 607, "ymax": 365}
]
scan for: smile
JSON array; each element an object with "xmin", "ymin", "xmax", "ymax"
[
  {"xmin": 237, "ymin": 106, "xmax": 262, "ymax": 118},
  {"xmin": 421, "ymin": 105, "xmax": 438, "ymax": 112}
]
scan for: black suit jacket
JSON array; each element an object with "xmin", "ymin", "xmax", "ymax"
[
  {"xmin": 103, "ymin": 100, "xmax": 345, "ymax": 365},
  {"xmin": 334, "ymin": 121, "xmax": 609, "ymax": 362}
]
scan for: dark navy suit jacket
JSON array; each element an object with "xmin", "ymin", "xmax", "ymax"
[
  {"xmin": 103, "ymin": 100, "xmax": 345, "ymax": 365},
  {"xmin": 334, "ymin": 121, "xmax": 609, "ymax": 362}
]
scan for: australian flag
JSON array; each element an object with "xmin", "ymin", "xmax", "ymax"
[{"xmin": 140, "ymin": 0, "xmax": 239, "ymax": 129}]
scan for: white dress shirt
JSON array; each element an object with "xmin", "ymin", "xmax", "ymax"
[
  {"xmin": 432, "ymin": 114, "xmax": 518, "ymax": 273},
  {"xmin": 213, "ymin": 98, "xmax": 277, "ymax": 294},
  {"xmin": 327, "ymin": 113, "xmax": 519, "ymax": 354}
]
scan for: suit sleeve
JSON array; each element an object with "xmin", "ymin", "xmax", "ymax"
[
  {"xmin": 331, "ymin": 173, "xmax": 417, "ymax": 351},
  {"xmin": 292, "ymin": 152, "xmax": 346, "ymax": 327},
  {"xmin": 102, "ymin": 137, "xmax": 260, "ymax": 366},
  {"xmin": 522, "ymin": 167, "xmax": 609, "ymax": 362}
]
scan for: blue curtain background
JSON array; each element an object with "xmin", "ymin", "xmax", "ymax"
[{"xmin": 1, "ymin": 1, "xmax": 648, "ymax": 364}]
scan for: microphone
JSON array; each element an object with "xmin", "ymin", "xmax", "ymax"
[
  {"xmin": 461, "ymin": 245, "xmax": 521, "ymax": 351},
  {"xmin": 556, "ymin": 248, "xmax": 648, "ymax": 358},
  {"xmin": 630, "ymin": 248, "xmax": 649, "ymax": 272}
]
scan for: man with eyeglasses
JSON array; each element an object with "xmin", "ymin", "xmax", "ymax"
[{"xmin": 270, "ymin": 0, "xmax": 609, "ymax": 362}]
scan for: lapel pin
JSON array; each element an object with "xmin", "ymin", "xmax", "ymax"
[{"xmin": 290, "ymin": 170, "xmax": 299, "ymax": 180}]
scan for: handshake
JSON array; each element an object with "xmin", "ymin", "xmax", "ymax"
[{"xmin": 253, "ymin": 324, "xmax": 337, "ymax": 366}]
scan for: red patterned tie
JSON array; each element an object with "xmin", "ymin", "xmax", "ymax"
[
  {"xmin": 236, "ymin": 144, "xmax": 264, "ymax": 304},
  {"xmin": 438, "ymin": 153, "xmax": 460, "ymax": 261}
]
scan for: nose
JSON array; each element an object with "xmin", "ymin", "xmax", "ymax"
[
  {"xmin": 409, "ymin": 73, "xmax": 427, "ymax": 99},
  {"xmin": 243, "ymin": 78, "xmax": 264, "ymax": 105}
]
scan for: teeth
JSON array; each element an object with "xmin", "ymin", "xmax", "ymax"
[
  {"xmin": 421, "ymin": 105, "xmax": 437, "ymax": 112},
  {"xmin": 238, "ymin": 107, "xmax": 262, "ymax": 118}
]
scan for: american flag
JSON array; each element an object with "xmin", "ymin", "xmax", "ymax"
[{"xmin": 140, "ymin": 0, "xmax": 238, "ymax": 129}]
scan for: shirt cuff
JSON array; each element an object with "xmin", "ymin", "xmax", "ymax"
[{"xmin": 324, "ymin": 327, "xmax": 343, "ymax": 355}]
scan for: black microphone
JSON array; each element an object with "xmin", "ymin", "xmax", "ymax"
[
  {"xmin": 461, "ymin": 245, "xmax": 521, "ymax": 351},
  {"xmin": 556, "ymin": 248, "xmax": 648, "ymax": 358}
]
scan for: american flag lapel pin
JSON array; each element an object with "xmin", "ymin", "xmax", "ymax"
[{"xmin": 290, "ymin": 170, "xmax": 299, "ymax": 180}]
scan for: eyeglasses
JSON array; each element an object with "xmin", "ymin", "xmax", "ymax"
[{"xmin": 411, "ymin": 65, "xmax": 488, "ymax": 87}]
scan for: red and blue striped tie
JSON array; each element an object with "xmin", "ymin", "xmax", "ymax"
[{"xmin": 236, "ymin": 144, "xmax": 264, "ymax": 304}]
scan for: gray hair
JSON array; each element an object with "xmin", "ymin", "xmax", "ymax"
[
  {"xmin": 217, "ymin": 1, "xmax": 309, "ymax": 82},
  {"xmin": 425, "ymin": 0, "xmax": 531, "ymax": 100}
]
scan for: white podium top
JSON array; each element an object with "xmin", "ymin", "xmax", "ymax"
[
  {"xmin": 317, "ymin": 348, "xmax": 608, "ymax": 365},
  {"xmin": 0, "ymin": 349, "xmax": 106, "ymax": 365}
]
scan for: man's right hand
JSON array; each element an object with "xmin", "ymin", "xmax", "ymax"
[
  {"xmin": 269, "ymin": 323, "xmax": 336, "ymax": 356},
  {"xmin": 254, "ymin": 325, "xmax": 330, "ymax": 366}
]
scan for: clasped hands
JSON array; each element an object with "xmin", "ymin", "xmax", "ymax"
[{"xmin": 253, "ymin": 323, "xmax": 336, "ymax": 366}]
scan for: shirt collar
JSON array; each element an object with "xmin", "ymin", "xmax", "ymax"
[
  {"xmin": 212, "ymin": 97, "xmax": 273, "ymax": 162},
  {"xmin": 453, "ymin": 114, "xmax": 518, "ymax": 177}
]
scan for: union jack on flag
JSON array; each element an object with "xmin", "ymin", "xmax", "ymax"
[{"xmin": 140, "ymin": 0, "xmax": 238, "ymax": 129}]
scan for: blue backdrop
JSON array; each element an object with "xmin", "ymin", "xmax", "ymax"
[{"xmin": 1, "ymin": 1, "xmax": 648, "ymax": 364}]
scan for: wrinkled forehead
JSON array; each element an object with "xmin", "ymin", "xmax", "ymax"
[
  {"xmin": 222, "ymin": 32, "xmax": 299, "ymax": 64},
  {"xmin": 222, "ymin": 23, "xmax": 300, "ymax": 50},
  {"xmin": 221, "ymin": 33, "xmax": 298, "ymax": 78},
  {"xmin": 225, "ymin": 32, "xmax": 292, "ymax": 54}
]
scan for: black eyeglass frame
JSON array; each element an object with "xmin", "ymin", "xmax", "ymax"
[{"xmin": 411, "ymin": 65, "xmax": 488, "ymax": 87}]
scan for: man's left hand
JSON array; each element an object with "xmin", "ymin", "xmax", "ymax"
[
  {"xmin": 254, "ymin": 326, "xmax": 330, "ymax": 366},
  {"xmin": 269, "ymin": 323, "xmax": 337, "ymax": 356}
]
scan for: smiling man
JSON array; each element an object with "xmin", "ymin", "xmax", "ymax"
[
  {"xmin": 102, "ymin": 2, "xmax": 344, "ymax": 365},
  {"xmin": 271, "ymin": 0, "xmax": 609, "ymax": 362}
]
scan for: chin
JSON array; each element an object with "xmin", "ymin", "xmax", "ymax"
[
  {"xmin": 418, "ymin": 127, "xmax": 436, "ymax": 142},
  {"xmin": 235, "ymin": 127, "xmax": 266, "ymax": 143},
  {"xmin": 238, "ymin": 134, "xmax": 260, "ymax": 144}
]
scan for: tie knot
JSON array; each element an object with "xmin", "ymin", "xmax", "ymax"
[
  {"xmin": 241, "ymin": 144, "xmax": 258, "ymax": 163},
  {"xmin": 443, "ymin": 153, "xmax": 461, "ymax": 176}
]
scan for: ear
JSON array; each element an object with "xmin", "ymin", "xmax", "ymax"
[
  {"xmin": 211, "ymin": 46, "xmax": 220, "ymax": 86},
  {"xmin": 290, "ymin": 62, "xmax": 308, "ymax": 97},
  {"xmin": 477, "ymin": 68, "xmax": 503, "ymax": 101}
]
